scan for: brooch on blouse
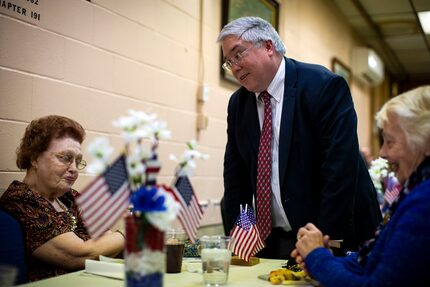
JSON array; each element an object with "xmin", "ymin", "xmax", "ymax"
[{"xmin": 56, "ymin": 198, "xmax": 77, "ymax": 231}]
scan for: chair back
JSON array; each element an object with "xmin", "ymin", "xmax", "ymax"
[{"xmin": 0, "ymin": 208, "xmax": 27, "ymax": 284}]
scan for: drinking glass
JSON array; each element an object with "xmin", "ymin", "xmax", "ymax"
[
  {"xmin": 200, "ymin": 236, "xmax": 234, "ymax": 286},
  {"xmin": 165, "ymin": 229, "xmax": 187, "ymax": 273}
]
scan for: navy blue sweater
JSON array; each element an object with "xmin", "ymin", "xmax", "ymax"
[{"xmin": 305, "ymin": 179, "xmax": 430, "ymax": 287}]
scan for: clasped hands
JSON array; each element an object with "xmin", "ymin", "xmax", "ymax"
[{"xmin": 290, "ymin": 223, "xmax": 331, "ymax": 271}]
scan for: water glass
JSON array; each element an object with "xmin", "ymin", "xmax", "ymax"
[{"xmin": 200, "ymin": 236, "xmax": 234, "ymax": 286}]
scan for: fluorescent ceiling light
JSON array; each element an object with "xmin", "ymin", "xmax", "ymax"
[{"xmin": 418, "ymin": 11, "xmax": 430, "ymax": 34}]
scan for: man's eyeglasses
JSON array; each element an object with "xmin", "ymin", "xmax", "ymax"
[
  {"xmin": 52, "ymin": 152, "xmax": 87, "ymax": 170},
  {"xmin": 222, "ymin": 45, "xmax": 255, "ymax": 72}
]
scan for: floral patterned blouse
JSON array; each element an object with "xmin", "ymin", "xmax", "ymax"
[{"xmin": 0, "ymin": 180, "xmax": 90, "ymax": 282}]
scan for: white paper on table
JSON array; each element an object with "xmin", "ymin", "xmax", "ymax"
[
  {"xmin": 84, "ymin": 259, "xmax": 124, "ymax": 280},
  {"xmin": 99, "ymin": 255, "xmax": 125, "ymax": 264},
  {"xmin": 182, "ymin": 257, "xmax": 202, "ymax": 273}
]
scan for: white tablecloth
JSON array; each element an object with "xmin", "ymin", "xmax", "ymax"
[{"xmin": 19, "ymin": 258, "xmax": 314, "ymax": 287}]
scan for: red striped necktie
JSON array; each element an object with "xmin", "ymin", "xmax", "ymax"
[{"xmin": 256, "ymin": 91, "xmax": 272, "ymax": 241}]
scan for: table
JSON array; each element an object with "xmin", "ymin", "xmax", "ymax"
[{"xmin": 18, "ymin": 258, "xmax": 313, "ymax": 287}]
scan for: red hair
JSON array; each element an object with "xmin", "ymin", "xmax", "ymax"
[{"xmin": 16, "ymin": 115, "xmax": 86, "ymax": 170}]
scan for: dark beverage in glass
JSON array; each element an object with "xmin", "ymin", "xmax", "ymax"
[
  {"xmin": 166, "ymin": 242, "xmax": 185, "ymax": 273},
  {"xmin": 165, "ymin": 229, "xmax": 187, "ymax": 273}
]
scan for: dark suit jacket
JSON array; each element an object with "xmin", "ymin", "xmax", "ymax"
[{"xmin": 223, "ymin": 57, "xmax": 381, "ymax": 250}]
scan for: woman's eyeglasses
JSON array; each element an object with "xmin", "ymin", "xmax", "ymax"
[{"xmin": 52, "ymin": 152, "xmax": 87, "ymax": 170}]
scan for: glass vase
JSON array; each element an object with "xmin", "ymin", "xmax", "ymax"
[{"xmin": 125, "ymin": 213, "xmax": 165, "ymax": 287}]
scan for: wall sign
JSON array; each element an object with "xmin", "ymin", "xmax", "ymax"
[{"xmin": 1, "ymin": 0, "xmax": 42, "ymax": 24}]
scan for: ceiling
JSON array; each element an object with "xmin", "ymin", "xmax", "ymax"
[{"xmin": 333, "ymin": 0, "xmax": 430, "ymax": 84}]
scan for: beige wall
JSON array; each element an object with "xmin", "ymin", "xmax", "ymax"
[
  {"xmin": 280, "ymin": 0, "xmax": 372, "ymax": 149},
  {"xmin": 0, "ymin": 0, "xmax": 374, "ymax": 226}
]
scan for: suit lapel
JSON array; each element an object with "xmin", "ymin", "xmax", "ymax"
[{"xmin": 279, "ymin": 58, "xmax": 297, "ymax": 189}]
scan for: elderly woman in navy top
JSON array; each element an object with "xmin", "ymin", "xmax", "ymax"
[{"xmin": 291, "ymin": 86, "xmax": 430, "ymax": 287}]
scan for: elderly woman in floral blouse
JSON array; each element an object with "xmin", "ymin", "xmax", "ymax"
[
  {"xmin": 291, "ymin": 86, "xmax": 430, "ymax": 287},
  {"xmin": 0, "ymin": 115, "xmax": 124, "ymax": 282}
]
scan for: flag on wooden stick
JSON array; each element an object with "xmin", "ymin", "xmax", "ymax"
[
  {"xmin": 164, "ymin": 176, "xmax": 203, "ymax": 242},
  {"xmin": 230, "ymin": 204, "xmax": 265, "ymax": 261},
  {"xmin": 76, "ymin": 155, "xmax": 130, "ymax": 238},
  {"xmin": 384, "ymin": 175, "xmax": 401, "ymax": 205}
]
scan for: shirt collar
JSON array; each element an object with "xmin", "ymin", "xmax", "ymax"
[{"xmin": 255, "ymin": 57, "xmax": 285, "ymax": 103}]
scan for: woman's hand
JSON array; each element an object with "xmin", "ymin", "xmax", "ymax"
[
  {"xmin": 291, "ymin": 223, "xmax": 330, "ymax": 270},
  {"xmin": 294, "ymin": 223, "xmax": 327, "ymax": 258},
  {"xmin": 290, "ymin": 248, "xmax": 307, "ymax": 271}
]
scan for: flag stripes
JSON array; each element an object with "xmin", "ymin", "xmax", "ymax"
[
  {"xmin": 76, "ymin": 155, "xmax": 130, "ymax": 238},
  {"xmin": 384, "ymin": 184, "xmax": 401, "ymax": 205},
  {"xmin": 384, "ymin": 176, "xmax": 401, "ymax": 205},
  {"xmin": 162, "ymin": 176, "xmax": 203, "ymax": 242},
  {"xmin": 229, "ymin": 205, "xmax": 265, "ymax": 262},
  {"xmin": 230, "ymin": 225, "xmax": 264, "ymax": 261},
  {"xmin": 145, "ymin": 158, "xmax": 161, "ymax": 186}
]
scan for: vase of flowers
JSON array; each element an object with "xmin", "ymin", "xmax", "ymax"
[
  {"xmin": 120, "ymin": 111, "xmax": 179, "ymax": 287},
  {"xmin": 125, "ymin": 184, "xmax": 179, "ymax": 287},
  {"xmin": 87, "ymin": 110, "xmax": 180, "ymax": 287},
  {"xmin": 125, "ymin": 213, "xmax": 164, "ymax": 287},
  {"xmin": 368, "ymin": 157, "xmax": 400, "ymax": 209},
  {"xmin": 369, "ymin": 157, "xmax": 390, "ymax": 206}
]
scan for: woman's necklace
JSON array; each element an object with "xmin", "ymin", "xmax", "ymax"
[{"xmin": 56, "ymin": 198, "xmax": 77, "ymax": 231}]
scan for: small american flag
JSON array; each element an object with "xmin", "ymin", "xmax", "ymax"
[
  {"xmin": 144, "ymin": 154, "xmax": 161, "ymax": 186},
  {"xmin": 384, "ymin": 175, "xmax": 401, "ymax": 205},
  {"xmin": 230, "ymin": 204, "xmax": 265, "ymax": 262},
  {"xmin": 164, "ymin": 176, "xmax": 203, "ymax": 242},
  {"xmin": 76, "ymin": 155, "xmax": 130, "ymax": 238}
]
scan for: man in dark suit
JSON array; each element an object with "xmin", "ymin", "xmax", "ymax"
[{"xmin": 217, "ymin": 16, "xmax": 381, "ymax": 259}]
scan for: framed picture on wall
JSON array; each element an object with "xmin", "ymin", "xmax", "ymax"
[
  {"xmin": 221, "ymin": 0, "xmax": 280, "ymax": 84},
  {"xmin": 331, "ymin": 57, "xmax": 351, "ymax": 85}
]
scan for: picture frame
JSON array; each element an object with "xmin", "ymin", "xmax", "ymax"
[
  {"xmin": 221, "ymin": 0, "xmax": 280, "ymax": 84},
  {"xmin": 331, "ymin": 57, "xmax": 351, "ymax": 85}
]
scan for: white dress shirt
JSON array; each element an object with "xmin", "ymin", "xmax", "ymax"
[{"xmin": 255, "ymin": 58, "xmax": 292, "ymax": 231}]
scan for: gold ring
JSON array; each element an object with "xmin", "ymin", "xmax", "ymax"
[{"xmin": 297, "ymin": 234, "xmax": 302, "ymax": 240}]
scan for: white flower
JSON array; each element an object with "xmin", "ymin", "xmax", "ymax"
[
  {"xmin": 85, "ymin": 137, "xmax": 114, "ymax": 174},
  {"xmin": 86, "ymin": 160, "xmax": 106, "ymax": 175},
  {"xmin": 368, "ymin": 157, "xmax": 389, "ymax": 197},
  {"xmin": 86, "ymin": 109, "xmax": 180, "ymax": 237},
  {"xmin": 113, "ymin": 114, "xmax": 139, "ymax": 131},
  {"xmin": 145, "ymin": 187, "xmax": 180, "ymax": 231},
  {"xmin": 129, "ymin": 109, "xmax": 157, "ymax": 124},
  {"xmin": 182, "ymin": 149, "xmax": 203, "ymax": 161},
  {"xmin": 86, "ymin": 137, "xmax": 114, "ymax": 162},
  {"xmin": 170, "ymin": 139, "xmax": 209, "ymax": 176},
  {"xmin": 187, "ymin": 139, "xmax": 197, "ymax": 149},
  {"xmin": 127, "ymin": 152, "xmax": 146, "ymax": 179},
  {"xmin": 169, "ymin": 154, "xmax": 178, "ymax": 162},
  {"xmin": 114, "ymin": 116, "xmax": 149, "ymax": 142},
  {"xmin": 113, "ymin": 110, "xmax": 171, "ymax": 144},
  {"xmin": 151, "ymin": 120, "xmax": 171, "ymax": 141},
  {"xmin": 113, "ymin": 111, "xmax": 147, "ymax": 142}
]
